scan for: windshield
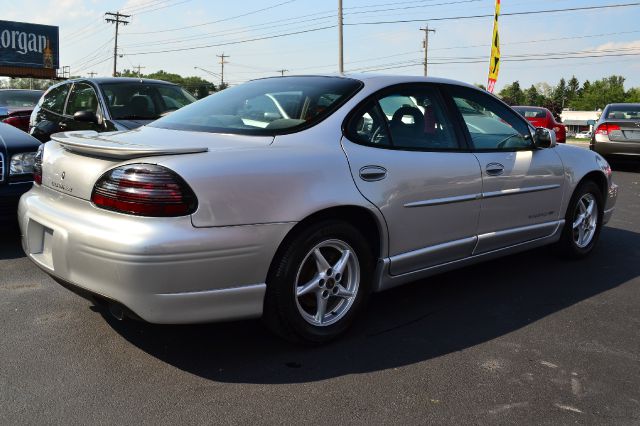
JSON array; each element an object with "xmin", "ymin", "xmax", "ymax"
[
  {"xmin": 100, "ymin": 82, "xmax": 196, "ymax": 120},
  {"xmin": 0, "ymin": 90, "xmax": 43, "ymax": 107},
  {"xmin": 149, "ymin": 76, "xmax": 363, "ymax": 135},
  {"xmin": 606, "ymin": 104, "xmax": 640, "ymax": 120}
]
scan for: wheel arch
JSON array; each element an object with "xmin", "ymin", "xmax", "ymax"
[
  {"xmin": 577, "ymin": 170, "xmax": 608, "ymax": 202},
  {"xmin": 266, "ymin": 205, "xmax": 386, "ymax": 281}
]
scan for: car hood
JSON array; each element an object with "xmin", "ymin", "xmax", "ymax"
[{"xmin": 0, "ymin": 122, "xmax": 41, "ymax": 154}]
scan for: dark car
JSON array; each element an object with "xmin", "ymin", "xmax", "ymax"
[
  {"xmin": 591, "ymin": 103, "xmax": 640, "ymax": 158},
  {"xmin": 513, "ymin": 106, "xmax": 566, "ymax": 143},
  {"xmin": 0, "ymin": 122, "xmax": 41, "ymax": 225},
  {"xmin": 30, "ymin": 77, "xmax": 197, "ymax": 142},
  {"xmin": 0, "ymin": 89, "xmax": 44, "ymax": 132}
]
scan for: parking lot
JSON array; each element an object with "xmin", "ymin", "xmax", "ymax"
[{"xmin": 0, "ymin": 158, "xmax": 638, "ymax": 425}]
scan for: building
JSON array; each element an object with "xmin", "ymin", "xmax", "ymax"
[{"xmin": 560, "ymin": 110, "xmax": 602, "ymax": 135}]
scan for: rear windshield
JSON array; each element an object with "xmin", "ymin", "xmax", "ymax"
[
  {"xmin": 100, "ymin": 82, "xmax": 196, "ymax": 120},
  {"xmin": 149, "ymin": 76, "xmax": 363, "ymax": 135},
  {"xmin": 606, "ymin": 105, "xmax": 640, "ymax": 120},
  {"xmin": 512, "ymin": 107, "xmax": 546, "ymax": 118},
  {"xmin": 0, "ymin": 90, "xmax": 43, "ymax": 107}
]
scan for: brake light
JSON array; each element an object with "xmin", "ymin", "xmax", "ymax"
[
  {"xmin": 33, "ymin": 144, "xmax": 43, "ymax": 185},
  {"xmin": 91, "ymin": 164, "xmax": 197, "ymax": 217},
  {"xmin": 595, "ymin": 123, "xmax": 620, "ymax": 135},
  {"xmin": 2, "ymin": 116, "xmax": 22, "ymax": 128}
]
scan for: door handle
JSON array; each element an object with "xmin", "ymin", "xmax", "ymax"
[
  {"xmin": 58, "ymin": 122, "xmax": 67, "ymax": 130},
  {"xmin": 359, "ymin": 165, "xmax": 387, "ymax": 181},
  {"xmin": 485, "ymin": 162, "xmax": 504, "ymax": 176}
]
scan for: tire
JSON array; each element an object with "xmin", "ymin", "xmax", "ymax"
[
  {"xmin": 263, "ymin": 220, "xmax": 374, "ymax": 345},
  {"xmin": 555, "ymin": 181, "xmax": 604, "ymax": 259}
]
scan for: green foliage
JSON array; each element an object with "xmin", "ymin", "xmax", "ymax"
[
  {"xmin": 498, "ymin": 80, "xmax": 524, "ymax": 105},
  {"xmin": 497, "ymin": 75, "xmax": 638, "ymax": 111},
  {"xmin": 0, "ymin": 78, "xmax": 55, "ymax": 90}
]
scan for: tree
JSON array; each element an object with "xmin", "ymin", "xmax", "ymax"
[
  {"xmin": 523, "ymin": 85, "xmax": 542, "ymax": 106},
  {"xmin": 0, "ymin": 78, "xmax": 54, "ymax": 90},
  {"xmin": 567, "ymin": 76, "xmax": 580, "ymax": 103},
  {"xmin": 474, "ymin": 83, "xmax": 487, "ymax": 91},
  {"xmin": 553, "ymin": 78, "xmax": 567, "ymax": 108},
  {"xmin": 626, "ymin": 87, "xmax": 640, "ymax": 103},
  {"xmin": 498, "ymin": 81, "xmax": 524, "ymax": 105},
  {"xmin": 570, "ymin": 75, "xmax": 626, "ymax": 110}
]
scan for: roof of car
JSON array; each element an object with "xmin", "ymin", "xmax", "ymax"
[
  {"xmin": 0, "ymin": 89, "xmax": 44, "ymax": 93},
  {"xmin": 62, "ymin": 77, "xmax": 180, "ymax": 85}
]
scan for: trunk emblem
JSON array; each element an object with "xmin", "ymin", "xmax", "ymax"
[
  {"xmin": 61, "ymin": 171, "xmax": 65, "ymax": 179},
  {"xmin": 635, "ymin": 122, "xmax": 640, "ymax": 128}
]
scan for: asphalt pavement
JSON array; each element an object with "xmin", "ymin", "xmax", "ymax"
[{"xmin": 1, "ymin": 159, "xmax": 639, "ymax": 425}]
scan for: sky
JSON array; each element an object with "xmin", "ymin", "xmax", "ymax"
[{"xmin": 3, "ymin": 0, "xmax": 640, "ymax": 91}]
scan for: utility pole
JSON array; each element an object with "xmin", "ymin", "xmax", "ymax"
[
  {"xmin": 338, "ymin": 0, "xmax": 344, "ymax": 73},
  {"xmin": 105, "ymin": 11, "xmax": 130, "ymax": 77},
  {"xmin": 134, "ymin": 64, "xmax": 145, "ymax": 77},
  {"xmin": 277, "ymin": 69, "xmax": 288, "ymax": 77},
  {"xmin": 88, "ymin": 71, "xmax": 97, "ymax": 77},
  {"xmin": 216, "ymin": 53, "xmax": 228, "ymax": 86},
  {"xmin": 420, "ymin": 25, "xmax": 436, "ymax": 77}
]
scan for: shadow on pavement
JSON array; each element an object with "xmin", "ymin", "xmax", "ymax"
[
  {"xmin": 609, "ymin": 158, "xmax": 640, "ymax": 173},
  {"xmin": 103, "ymin": 226, "xmax": 640, "ymax": 384}
]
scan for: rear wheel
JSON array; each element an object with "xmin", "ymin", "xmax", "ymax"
[
  {"xmin": 263, "ymin": 221, "xmax": 373, "ymax": 344},
  {"xmin": 556, "ymin": 181, "xmax": 604, "ymax": 258}
]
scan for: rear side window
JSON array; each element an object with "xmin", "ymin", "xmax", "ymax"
[
  {"xmin": 346, "ymin": 85, "xmax": 460, "ymax": 151},
  {"xmin": 513, "ymin": 107, "xmax": 546, "ymax": 118},
  {"xmin": 40, "ymin": 84, "xmax": 70, "ymax": 115}
]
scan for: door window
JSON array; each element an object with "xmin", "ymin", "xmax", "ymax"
[
  {"xmin": 40, "ymin": 84, "xmax": 70, "ymax": 115},
  {"xmin": 346, "ymin": 86, "xmax": 459, "ymax": 150},
  {"xmin": 449, "ymin": 87, "xmax": 533, "ymax": 151},
  {"xmin": 65, "ymin": 83, "xmax": 99, "ymax": 116}
]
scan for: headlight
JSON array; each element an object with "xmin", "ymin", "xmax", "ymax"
[{"xmin": 10, "ymin": 152, "xmax": 37, "ymax": 175}]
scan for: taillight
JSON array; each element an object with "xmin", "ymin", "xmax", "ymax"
[
  {"xmin": 2, "ymin": 116, "xmax": 22, "ymax": 128},
  {"xmin": 91, "ymin": 164, "xmax": 197, "ymax": 217},
  {"xmin": 33, "ymin": 144, "xmax": 43, "ymax": 185},
  {"xmin": 595, "ymin": 123, "xmax": 620, "ymax": 135}
]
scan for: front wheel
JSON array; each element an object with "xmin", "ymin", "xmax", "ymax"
[
  {"xmin": 556, "ymin": 181, "xmax": 604, "ymax": 258},
  {"xmin": 263, "ymin": 221, "xmax": 373, "ymax": 344}
]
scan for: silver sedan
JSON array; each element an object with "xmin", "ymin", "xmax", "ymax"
[{"xmin": 17, "ymin": 75, "xmax": 618, "ymax": 344}]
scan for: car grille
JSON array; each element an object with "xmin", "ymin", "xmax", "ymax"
[{"xmin": 0, "ymin": 152, "xmax": 5, "ymax": 183}]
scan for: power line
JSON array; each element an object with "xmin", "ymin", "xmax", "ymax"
[
  {"xmin": 125, "ymin": 0, "xmax": 299, "ymax": 35},
  {"xmin": 344, "ymin": 2, "xmax": 640, "ymax": 25},
  {"xmin": 123, "ymin": 25, "xmax": 335, "ymax": 56}
]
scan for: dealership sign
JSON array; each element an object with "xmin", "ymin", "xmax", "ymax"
[{"xmin": 0, "ymin": 20, "xmax": 59, "ymax": 70}]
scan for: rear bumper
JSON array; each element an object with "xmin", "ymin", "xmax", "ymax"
[
  {"xmin": 18, "ymin": 185, "xmax": 295, "ymax": 324},
  {"xmin": 592, "ymin": 139, "xmax": 640, "ymax": 156}
]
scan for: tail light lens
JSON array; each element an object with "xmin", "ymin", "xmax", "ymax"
[
  {"xmin": 33, "ymin": 144, "xmax": 44, "ymax": 185},
  {"xmin": 595, "ymin": 123, "xmax": 620, "ymax": 136},
  {"xmin": 91, "ymin": 164, "xmax": 197, "ymax": 217}
]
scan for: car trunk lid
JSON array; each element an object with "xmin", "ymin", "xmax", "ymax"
[
  {"xmin": 604, "ymin": 120, "xmax": 640, "ymax": 143},
  {"xmin": 43, "ymin": 127, "xmax": 273, "ymax": 200}
]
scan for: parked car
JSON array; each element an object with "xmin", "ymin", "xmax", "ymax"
[
  {"xmin": 0, "ymin": 123, "xmax": 41, "ymax": 224},
  {"xmin": 0, "ymin": 89, "xmax": 44, "ymax": 132},
  {"xmin": 575, "ymin": 131, "xmax": 592, "ymax": 139},
  {"xmin": 591, "ymin": 103, "xmax": 640, "ymax": 158},
  {"xmin": 30, "ymin": 77, "xmax": 197, "ymax": 142},
  {"xmin": 18, "ymin": 75, "xmax": 617, "ymax": 344},
  {"xmin": 512, "ymin": 106, "xmax": 566, "ymax": 143}
]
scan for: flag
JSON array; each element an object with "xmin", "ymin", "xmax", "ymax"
[{"xmin": 487, "ymin": 0, "xmax": 500, "ymax": 93}]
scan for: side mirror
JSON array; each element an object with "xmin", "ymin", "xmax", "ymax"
[
  {"xmin": 533, "ymin": 127, "xmax": 557, "ymax": 149},
  {"xmin": 73, "ymin": 110, "xmax": 98, "ymax": 124}
]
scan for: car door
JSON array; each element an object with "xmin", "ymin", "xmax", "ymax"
[
  {"xmin": 341, "ymin": 84, "xmax": 483, "ymax": 276},
  {"xmin": 445, "ymin": 85, "xmax": 565, "ymax": 254},
  {"xmin": 62, "ymin": 82, "xmax": 103, "ymax": 133},
  {"xmin": 30, "ymin": 82, "xmax": 71, "ymax": 142}
]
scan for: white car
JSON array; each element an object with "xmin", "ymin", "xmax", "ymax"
[{"xmin": 575, "ymin": 131, "xmax": 592, "ymax": 139}]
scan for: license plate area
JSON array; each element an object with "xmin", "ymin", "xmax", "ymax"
[{"xmin": 27, "ymin": 219, "xmax": 54, "ymax": 270}]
